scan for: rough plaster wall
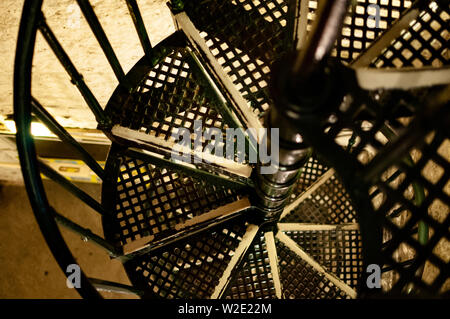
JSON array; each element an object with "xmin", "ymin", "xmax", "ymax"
[
  {"xmin": 0, "ymin": 180, "xmax": 137, "ymax": 298},
  {"xmin": 0, "ymin": 0, "xmax": 174, "ymax": 129}
]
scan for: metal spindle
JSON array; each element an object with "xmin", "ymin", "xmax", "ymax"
[
  {"xmin": 125, "ymin": 0, "xmax": 152, "ymax": 57},
  {"xmin": 89, "ymin": 277, "xmax": 144, "ymax": 296},
  {"xmin": 39, "ymin": 161, "xmax": 107, "ymax": 216},
  {"xmin": 31, "ymin": 97, "xmax": 105, "ymax": 179},
  {"xmin": 51, "ymin": 207, "xmax": 121, "ymax": 257},
  {"xmin": 76, "ymin": 0, "xmax": 127, "ymax": 86},
  {"xmin": 37, "ymin": 15, "xmax": 109, "ymax": 127}
]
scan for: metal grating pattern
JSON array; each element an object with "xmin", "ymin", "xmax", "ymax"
[
  {"xmin": 124, "ymin": 218, "xmax": 248, "ymax": 298},
  {"xmin": 107, "ymin": 46, "xmax": 244, "ymax": 160},
  {"xmin": 283, "ymin": 174, "xmax": 357, "ymax": 224},
  {"xmin": 371, "ymin": 1, "xmax": 450, "ymax": 68},
  {"xmin": 300, "ymin": 63, "xmax": 449, "ymax": 294},
  {"xmin": 283, "ymin": 200, "xmax": 331, "ymax": 223},
  {"xmin": 304, "ymin": 0, "xmax": 412, "ymax": 63},
  {"xmin": 287, "ymin": 156, "xmax": 329, "ymax": 206},
  {"xmin": 276, "ymin": 239, "xmax": 350, "ymax": 299},
  {"xmin": 374, "ymin": 130, "xmax": 450, "ymax": 294},
  {"xmin": 284, "ymin": 230, "xmax": 364, "ymax": 288},
  {"xmin": 104, "ymin": 152, "xmax": 241, "ymax": 246},
  {"xmin": 224, "ymin": 232, "xmax": 277, "ymax": 299},
  {"xmin": 184, "ymin": 0, "xmax": 293, "ymax": 117}
]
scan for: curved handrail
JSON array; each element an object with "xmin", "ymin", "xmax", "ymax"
[{"xmin": 13, "ymin": 0, "xmax": 101, "ymax": 299}]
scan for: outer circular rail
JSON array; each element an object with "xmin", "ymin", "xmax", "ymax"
[{"xmin": 14, "ymin": 0, "xmax": 101, "ymax": 298}]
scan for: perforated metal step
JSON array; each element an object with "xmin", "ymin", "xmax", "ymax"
[
  {"xmin": 15, "ymin": 0, "xmax": 449, "ymax": 300},
  {"xmin": 97, "ymin": 0, "xmax": 449, "ymax": 298}
]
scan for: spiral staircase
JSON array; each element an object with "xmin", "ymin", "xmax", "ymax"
[{"xmin": 14, "ymin": 0, "xmax": 449, "ymax": 299}]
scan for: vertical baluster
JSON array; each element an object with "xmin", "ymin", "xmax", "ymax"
[
  {"xmin": 31, "ymin": 97, "xmax": 105, "ymax": 179},
  {"xmin": 51, "ymin": 207, "xmax": 121, "ymax": 257},
  {"xmin": 76, "ymin": 0, "xmax": 127, "ymax": 86},
  {"xmin": 37, "ymin": 16, "xmax": 109, "ymax": 126},
  {"xmin": 39, "ymin": 160, "xmax": 107, "ymax": 216},
  {"xmin": 125, "ymin": 0, "xmax": 152, "ymax": 57}
]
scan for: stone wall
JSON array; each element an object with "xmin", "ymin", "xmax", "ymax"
[{"xmin": 0, "ymin": 0, "xmax": 174, "ymax": 129}]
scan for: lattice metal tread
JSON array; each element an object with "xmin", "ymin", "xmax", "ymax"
[
  {"xmin": 287, "ymin": 156, "xmax": 330, "ymax": 205},
  {"xmin": 302, "ymin": 0, "xmax": 413, "ymax": 63},
  {"xmin": 283, "ymin": 173, "xmax": 357, "ymax": 224},
  {"xmin": 276, "ymin": 238, "xmax": 351, "ymax": 299},
  {"xmin": 102, "ymin": 147, "xmax": 246, "ymax": 246},
  {"xmin": 123, "ymin": 217, "xmax": 249, "ymax": 299},
  {"xmin": 105, "ymin": 34, "xmax": 251, "ymax": 166},
  {"xmin": 282, "ymin": 229, "xmax": 364, "ymax": 289},
  {"xmin": 294, "ymin": 59, "xmax": 449, "ymax": 294},
  {"xmin": 370, "ymin": 0, "xmax": 450, "ymax": 68},
  {"xmin": 224, "ymin": 231, "xmax": 278, "ymax": 299},
  {"xmin": 183, "ymin": 0, "xmax": 294, "ymax": 117}
]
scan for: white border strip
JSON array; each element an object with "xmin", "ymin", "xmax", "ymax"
[
  {"xmin": 111, "ymin": 125, "xmax": 252, "ymax": 178},
  {"xmin": 280, "ymin": 168, "xmax": 335, "ymax": 220},
  {"xmin": 278, "ymin": 223, "xmax": 359, "ymax": 232},
  {"xmin": 123, "ymin": 198, "xmax": 251, "ymax": 255},
  {"xmin": 276, "ymin": 231, "xmax": 357, "ymax": 298},
  {"xmin": 174, "ymin": 12, "xmax": 264, "ymax": 142},
  {"xmin": 264, "ymin": 231, "xmax": 283, "ymax": 298},
  {"xmin": 354, "ymin": 66, "xmax": 450, "ymax": 90},
  {"xmin": 175, "ymin": 198, "xmax": 250, "ymax": 230},
  {"xmin": 211, "ymin": 224, "xmax": 259, "ymax": 299}
]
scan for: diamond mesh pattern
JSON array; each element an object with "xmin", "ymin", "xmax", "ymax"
[
  {"xmin": 374, "ymin": 130, "xmax": 450, "ymax": 294},
  {"xmin": 104, "ymin": 152, "xmax": 241, "ymax": 246},
  {"xmin": 276, "ymin": 239, "xmax": 350, "ymax": 299},
  {"xmin": 299, "ymin": 68, "xmax": 449, "ymax": 294},
  {"xmin": 287, "ymin": 156, "xmax": 329, "ymax": 206},
  {"xmin": 106, "ymin": 46, "xmax": 249, "ymax": 162},
  {"xmin": 224, "ymin": 232, "xmax": 277, "ymax": 299},
  {"xmin": 99, "ymin": 0, "xmax": 450, "ymax": 299},
  {"xmin": 371, "ymin": 1, "xmax": 450, "ymax": 68},
  {"xmin": 283, "ymin": 174, "xmax": 357, "ymax": 224},
  {"xmin": 184, "ymin": 0, "xmax": 293, "ymax": 117},
  {"xmin": 304, "ymin": 0, "xmax": 412, "ymax": 63},
  {"xmin": 124, "ymin": 218, "xmax": 248, "ymax": 298},
  {"xmin": 284, "ymin": 230, "xmax": 364, "ymax": 288}
]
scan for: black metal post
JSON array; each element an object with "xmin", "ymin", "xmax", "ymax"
[
  {"xmin": 14, "ymin": 0, "xmax": 101, "ymax": 299},
  {"xmin": 254, "ymin": 0, "xmax": 351, "ymax": 220},
  {"xmin": 37, "ymin": 15, "xmax": 110, "ymax": 127},
  {"xmin": 31, "ymin": 97, "xmax": 105, "ymax": 179},
  {"xmin": 125, "ymin": 0, "xmax": 153, "ymax": 58},
  {"xmin": 76, "ymin": 0, "xmax": 127, "ymax": 87},
  {"xmin": 39, "ymin": 160, "xmax": 107, "ymax": 216}
]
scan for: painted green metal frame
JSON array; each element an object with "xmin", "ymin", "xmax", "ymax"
[
  {"xmin": 14, "ymin": 0, "xmax": 445, "ymax": 299},
  {"xmin": 14, "ymin": 0, "xmax": 154, "ymax": 298}
]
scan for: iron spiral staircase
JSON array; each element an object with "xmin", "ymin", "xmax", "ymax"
[{"xmin": 14, "ymin": 0, "xmax": 449, "ymax": 299}]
